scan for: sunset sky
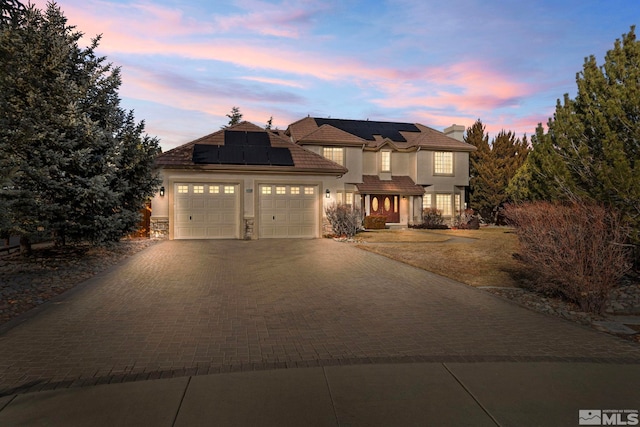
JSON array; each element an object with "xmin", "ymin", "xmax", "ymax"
[{"xmin": 30, "ymin": 0, "xmax": 639, "ymax": 150}]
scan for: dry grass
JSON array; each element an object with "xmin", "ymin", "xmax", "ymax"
[{"xmin": 356, "ymin": 227, "xmax": 524, "ymax": 288}]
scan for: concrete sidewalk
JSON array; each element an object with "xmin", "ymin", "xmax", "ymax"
[{"xmin": 1, "ymin": 362, "xmax": 639, "ymax": 427}]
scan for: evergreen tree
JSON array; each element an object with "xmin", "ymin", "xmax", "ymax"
[
  {"xmin": 465, "ymin": 120, "xmax": 529, "ymax": 221},
  {"xmin": 1, "ymin": 0, "xmax": 25, "ymax": 25},
  {"xmin": 510, "ymin": 27, "xmax": 640, "ymax": 241},
  {"xmin": 466, "ymin": 119, "xmax": 490, "ymax": 186},
  {"xmin": 0, "ymin": 2, "xmax": 160, "ymax": 252},
  {"xmin": 224, "ymin": 106, "xmax": 243, "ymax": 127}
]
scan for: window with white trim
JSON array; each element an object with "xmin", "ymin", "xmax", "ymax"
[
  {"xmin": 209, "ymin": 185, "xmax": 220, "ymax": 194},
  {"xmin": 455, "ymin": 194, "xmax": 461, "ymax": 215},
  {"xmin": 434, "ymin": 152, "xmax": 453, "ymax": 175},
  {"xmin": 423, "ymin": 193, "xmax": 432, "ymax": 209},
  {"xmin": 380, "ymin": 151, "xmax": 391, "ymax": 172},
  {"xmin": 323, "ymin": 147, "xmax": 344, "ymax": 166},
  {"xmin": 193, "ymin": 185, "xmax": 204, "ymax": 194},
  {"xmin": 304, "ymin": 187, "xmax": 315, "ymax": 195},
  {"xmin": 436, "ymin": 194, "xmax": 453, "ymax": 216},
  {"xmin": 344, "ymin": 192, "xmax": 353, "ymax": 206},
  {"xmin": 261, "ymin": 186, "xmax": 272, "ymax": 195},
  {"xmin": 276, "ymin": 186, "xmax": 286, "ymax": 195},
  {"xmin": 224, "ymin": 185, "xmax": 235, "ymax": 194},
  {"xmin": 177, "ymin": 185, "xmax": 189, "ymax": 194},
  {"xmin": 290, "ymin": 186, "xmax": 300, "ymax": 195}
]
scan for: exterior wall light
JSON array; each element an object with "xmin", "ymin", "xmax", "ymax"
[
  {"xmin": 325, "ymin": 189, "xmax": 330, "ymax": 198},
  {"xmin": 159, "ymin": 186, "xmax": 165, "ymax": 197}
]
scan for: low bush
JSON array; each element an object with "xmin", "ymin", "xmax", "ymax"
[
  {"xmin": 503, "ymin": 201, "xmax": 632, "ymax": 313},
  {"xmin": 420, "ymin": 208, "xmax": 448, "ymax": 229},
  {"xmin": 325, "ymin": 203, "xmax": 363, "ymax": 237},
  {"xmin": 364, "ymin": 215, "xmax": 386, "ymax": 229},
  {"xmin": 455, "ymin": 209, "xmax": 480, "ymax": 230}
]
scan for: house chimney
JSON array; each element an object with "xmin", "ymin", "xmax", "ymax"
[{"xmin": 444, "ymin": 124, "xmax": 465, "ymax": 142}]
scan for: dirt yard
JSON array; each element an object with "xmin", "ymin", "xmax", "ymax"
[{"xmin": 356, "ymin": 227, "xmax": 524, "ymax": 288}]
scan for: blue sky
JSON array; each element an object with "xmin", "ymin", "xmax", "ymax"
[{"xmin": 31, "ymin": 0, "xmax": 639, "ymax": 150}]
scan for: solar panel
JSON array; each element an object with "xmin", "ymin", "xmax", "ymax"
[
  {"xmin": 314, "ymin": 118, "xmax": 419, "ymax": 142},
  {"xmin": 218, "ymin": 145, "xmax": 245, "ymax": 164},
  {"xmin": 223, "ymin": 130, "xmax": 248, "ymax": 146},
  {"xmin": 224, "ymin": 130, "xmax": 272, "ymax": 147},
  {"xmin": 195, "ymin": 130, "xmax": 294, "ymax": 166},
  {"xmin": 246, "ymin": 131, "xmax": 271, "ymax": 146},
  {"xmin": 192, "ymin": 145, "xmax": 220, "ymax": 164},
  {"xmin": 268, "ymin": 147, "xmax": 294, "ymax": 166},
  {"xmin": 244, "ymin": 146, "xmax": 270, "ymax": 165}
]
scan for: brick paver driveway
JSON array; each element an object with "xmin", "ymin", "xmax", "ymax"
[{"xmin": 1, "ymin": 239, "xmax": 639, "ymax": 395}]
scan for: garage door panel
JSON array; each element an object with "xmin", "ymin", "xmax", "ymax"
[
  {"xmin": 288, "ymin": 199, "xmax": 303, "ymax": 209},
  {"xmin": 222, "ymin": 199, "xmax": 236, "ymax": 209},
  {"xmin": 289, "ymin": 213, "xmax": 303, "ymax": 223},
  {"xmin": 275, "ymin": 200, "xmax": 288, "ymax": 209},
  {"xmin": 174, "ymin": 183, "xmax": 239, "ymax": 239},
  {"xmin": 192, "ymin": 199, "xmax": 205, "ymax": 209},
  {"xmin": 259, "ymin": 184, "xmax": 317, "ymax": 238},
  {"xmin": 222, "ymin": 213, "xmax": 236, "ymax": 222}
]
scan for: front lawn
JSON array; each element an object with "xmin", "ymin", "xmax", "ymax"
[{"xmin": 356, "ymin": 227, "xmax": 524, "ymax": 288}]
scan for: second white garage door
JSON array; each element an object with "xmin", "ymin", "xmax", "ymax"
[
  {"xmin": 259, "ymin": 184, "xmax": 318, "ymax": 238},
  {"xmin": 174, "ymin": 183, "xmax": 239, "ymax": 239}
]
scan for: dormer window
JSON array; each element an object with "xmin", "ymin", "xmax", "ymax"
[
  {"xmin": 380, "ymin": 151, "xmax": 391, "ymax": 172},
  {"xmin": 323, "ymin": 147, "xmax": 344, "ymax": 166}
]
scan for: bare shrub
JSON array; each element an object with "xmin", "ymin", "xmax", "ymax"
[
  {"xmin": 455, "ymin": 208, "xmax": 480, "ymax": 230},
  {"xmin": 421, "ymin": 208, "xmax": 448, "ymax": 229},
  {"xmin": 504, "ymin": 201, "xmax": 632, "ymax": 313},
  {"xmin": 325, "ymin": 203, "xmax": 363, "ymax": 238}
]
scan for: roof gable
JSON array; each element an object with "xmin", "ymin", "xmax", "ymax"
[
  {"xmin": 298, "ymin": 124, "xmax": 366, "ymax": 145},
  {"xmin": 313, "ymin": 118, "xmax": 419, "ymax": 142},
  {"xmin": 156, "ymin": 121, "xmax": 347, "ymax": 174},
  {"xmin": 287, "ymin": 117, "xmax": 476, "ymax": 152}
]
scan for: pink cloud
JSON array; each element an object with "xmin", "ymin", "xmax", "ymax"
[
  {"xmin": 31, "ymin": 0, "xmax": 547, "ymax": 147},
  {"xmin": 224, "ymin": 0, "xmax": 330, "ymax": 37},
  {"xmin": 373, "ymin": 62, "xmax": 535, "ymax": 113},
  {"xmin": 238, "ymin": 76, "xmax": 305, "ymax": 89}
]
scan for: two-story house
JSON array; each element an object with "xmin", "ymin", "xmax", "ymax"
[
  {"xmin": 150, "ymin": 118, "xmax": 474, "ymax": 240},
  {"xmin": 285, "ymin": 117, "xmax": 475, "ymax": 227}
]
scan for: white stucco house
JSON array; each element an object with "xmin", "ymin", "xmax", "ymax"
[{"xmin": 150, "ymin": 118, "xmax": 475, "ymax": 239}]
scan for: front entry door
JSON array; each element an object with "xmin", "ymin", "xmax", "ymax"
[{"xmin": 370, "ymin": 194, "xmax": 400, "ymax": 223}]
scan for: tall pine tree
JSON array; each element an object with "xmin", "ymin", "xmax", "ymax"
[
  {"xmin": 0, "ymin": 2, "xmax": 160, "ymax": 252},
  {"xmin": 465, "ymin": 120, "xmax": 529, "ymax": 222},
  {"xmin": 510, "ymin": 27, "xmax": 640, "ymax": 241}
]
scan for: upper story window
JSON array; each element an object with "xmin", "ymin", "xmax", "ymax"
[
  {"xmin": 323, "ymin": 147, "xmax": 344, "ymax": 166},
  {"xmin": 434, "ymin": 152, "xmax": 453, "ymax": 175},
  {"xmin": 380, "ymin": 151, "xmax": 391, "ymax": 172}
]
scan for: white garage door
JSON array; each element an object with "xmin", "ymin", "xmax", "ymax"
[
  {"xmin": 174, "ymin": 183, "xmax": 239, "ymax": 239},
  {"xmin": 259, "ymin": 184, "xmax": 318, "ymax": 238}
]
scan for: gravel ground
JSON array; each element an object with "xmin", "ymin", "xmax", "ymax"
[
  {"xmin": 482, "ymin": 277, "xmax": 640, "ymax": 343},
  {"xmin": 0, "ymin": 238, "xmax": 158, "ymax": 325}
]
